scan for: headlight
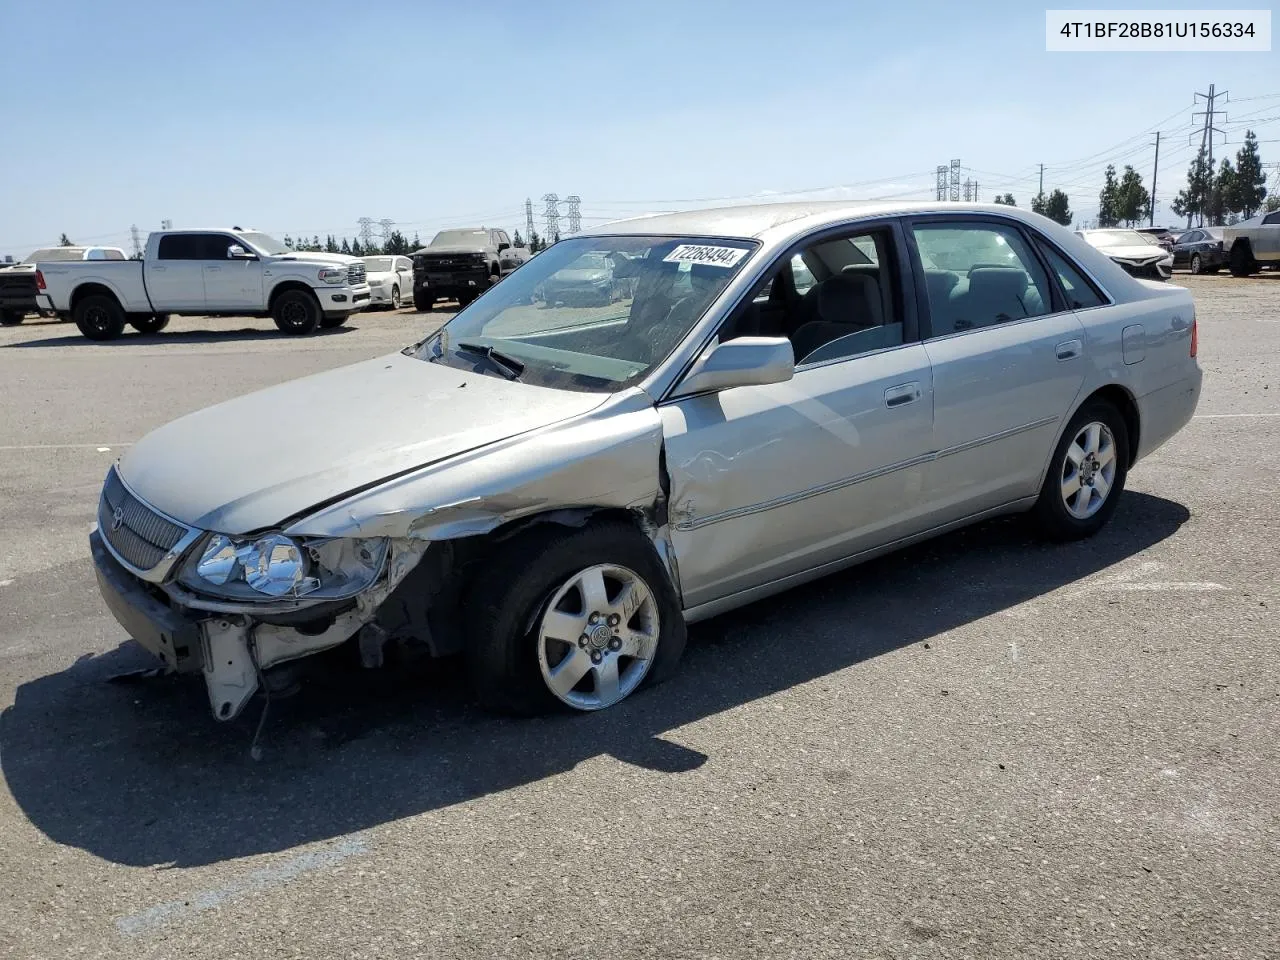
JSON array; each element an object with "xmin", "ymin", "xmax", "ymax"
[
  {"xmin": 318, "ymin": 267, "xmax": 347, "ymax": 284},
  {"xmin": 181, "ymin": 533, "xmax": 389, "ymax": 601}
]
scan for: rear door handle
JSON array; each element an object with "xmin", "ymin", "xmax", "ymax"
[
  {"xmin": 884, "ymin": 381, "xmax": 921, "ymax": 408},
  {"xmin": 1055, "ymin": 339, "xmax": 1082, "ymax": 361}
]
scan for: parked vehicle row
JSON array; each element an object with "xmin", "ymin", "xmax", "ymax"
[
  {"xmin": 88, "ymin": 201, "xmax": 1201, "ymax": 721},
  {"xmin": 0, "ymin": 245, "xmax": 128, "ymax": 325}
]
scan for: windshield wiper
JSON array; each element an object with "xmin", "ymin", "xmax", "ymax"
[{"xmin": 455, "ymin": 341, "xmax": 525, "ymax": 381}]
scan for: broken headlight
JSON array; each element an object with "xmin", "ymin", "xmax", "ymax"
[{"xmin": 178, "ymin": 533, "xmax": 389, "ymax": 601}]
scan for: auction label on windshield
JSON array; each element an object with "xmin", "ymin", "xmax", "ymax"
[
  {"xmin": 1046, "ymin": 10, "xmax": 1271, "ymax": 50},
  {"xmin": 663, "ymin": 244, "xmax": 749, "ymax": 268}
]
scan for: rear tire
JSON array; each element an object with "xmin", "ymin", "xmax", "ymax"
[
  {"xmin": 1190, "ymin": 253, "xmax": 1203, "ymax": 275},
  {"xmin": 129, "ymin": 314, "xmax": 169, "ymax": 334},
  {"xmin": 73, "ymin": 294, "xmax": 126, "ymax": 341},
  {"xmin": 464, "ymin": 520, "xmax": 687, "ymax": 715},
  {"xmin": 413, "ymin": 290, "xmax": 433, "ymax": 311},
  {"xmin": 272, "ymin": 289, "xmax": 320, "ymax": 335},
  {"xmin": 1032, "ymin": 400, "xmax": 1129, "ymax": 542},
  {"xmin": 1229, "ymin": 244, "xmax": 1257, "ymax": 277},
  {"xmin": 0, "ymin": 309, "xmax": 24, "ymax": 326}
]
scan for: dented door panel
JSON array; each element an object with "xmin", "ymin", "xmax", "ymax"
[{"xmin": 661, "ymin": 345, "xmax": 936, "ymax": 609}]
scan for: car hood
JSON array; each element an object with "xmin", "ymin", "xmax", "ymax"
[
  {"xmin": 271, "ymin": 252, "xmax": 359, "ymax": 266},
  {"xmin": 118, "ymin": 353, "xmax": 608, "ymax": 534},
  {"xmin": 419, "ymin": 244, "xmax": 489, "ymax": 255},
  {"xmin": 1100, "ymin": 245, "xmax": 1169, "ymax": 260},
  {"xmin": 365, "ymin": 270, "xmax": 395, "ymax": 283}
]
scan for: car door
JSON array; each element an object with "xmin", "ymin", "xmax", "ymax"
[
  {"xmin": 1261, "ymin": 212, "xmax": 1280, "ymax": 257},
  {"xmin": 1174, "ymin": 230, "xmax": 1199, "ymax": 266},
  {"xmin": 661, "ymin": 221, "xmax": 936, "ymax": 610},
  {"xmin": 148, "ymin": 234, "xmax": 207, "ymax": 310},
  {"xmin": 397, "ymin": 257, "xmax": 414, "ymax": 294},
  {"xmin": 201, "ymin": 234, "xmax": 263, "ymax": 309},
  {"xmin": 906, "ymin": 216, "xmax": 1087, "ymax": 522}
]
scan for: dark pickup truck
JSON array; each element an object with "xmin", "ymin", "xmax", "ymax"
[{"xmin": 411, "ymin": 227, "xmax": 530, "ymax": 310}]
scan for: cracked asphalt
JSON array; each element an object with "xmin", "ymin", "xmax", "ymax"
[{"xmin": 1, "ymin": 275, "xmax": 1277, "ymax": 959}]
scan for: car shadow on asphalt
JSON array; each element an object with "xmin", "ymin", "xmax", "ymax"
[
  {"xmin": 3, "ymin": 325, "xmax": 358, "ymax": 348},
  {"xmin": 0, "ymin": 491, "xmax": 1189, "ymax": 868}
]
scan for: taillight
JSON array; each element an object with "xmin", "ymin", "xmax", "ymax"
[
  {"xmin": 35, "ymin": 269, "xmax": 45, "ymax": 290},
  {"xmin": 1190, "ymin": 317, "xmax": 1198, "ymax": 358}
]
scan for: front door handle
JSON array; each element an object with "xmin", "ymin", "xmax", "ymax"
[
  {"xmin": 1055, "ymin": 339, "xmax": 1082, "ymax": 361},
  {"xmin": 884, "ymin": 381, "xmax": 921, "ymax": 408}
]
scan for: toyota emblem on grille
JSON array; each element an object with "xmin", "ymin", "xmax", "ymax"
[{"xmin": 110, "ymin": 506, "xmax": 125, "ymax": 532}]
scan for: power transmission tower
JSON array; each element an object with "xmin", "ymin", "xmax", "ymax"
[
  {"xmin": 963, "ymin": 179, "xmax": 973, "ymax": 202},
  {"xmin": 936, "ymin": 165, "xmax": 949, "ymax": 201},
  {"xmin": 379, "ymin": 218, "xmax": 394, "ymax": 247},
  {"xmin": 542, "ymin": 193, "xmax": 560, "ymax": 241},
  {"xmin": 129, "ymin": 224, "xmax": 142, "ymax": 259},
  {"xmin": 357, "ymin": 217, "xmax": 375, "ymax": 248},
  {"xmin": 949, "ymin": 159, "xmax": 961, "ymax": 202},
  {"xmin": 1192, "ymin": 84, "xmax": 1228, "ymax": 226},
  {"xmin": 525, "ymin": 198, "xmax": 535, "ymax": 240},
  {"xmin": 565, "ymin": 195, "xmax": 582, "ymax": 234}
]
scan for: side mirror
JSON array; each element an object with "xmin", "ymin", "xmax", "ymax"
[
  {"xmin": 497, "ymin": 242, "xmax": 510, "ymax": 253},
  {"xmin": 670, "ymin": 336, "xmax": 795, "ymax": 399},
  {"xmin": 227, "ymin": 244, "xmax": 255, "ymax": 260}
]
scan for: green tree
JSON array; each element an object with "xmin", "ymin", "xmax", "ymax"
[
  {"xmin": 340, "ymin": 237, "xmax": 352, "ymax": 255},
  {"xmin": 1229, "ymin": 130, "xmax": 1268, "ymax": 219},
  {"xmin": 385, "ymin": 230, "xmax": 409, "ymax": 255},
  {"xmin": 1097, "ymin": 165, "xmax": 1121, "ymax": 227},
  {"xmin": 58, "ymin": 233, "xmax": 73, "ymax": 246},
  {"xmin": 992, "ymin": 193, "xmax": 1016, "ymax": 206},
  {"xmin": 1030, "ymin": 192, "xmax": 1048, "ymax": 215},
  {"xmin": 351, "ymin": 238, "xmax": 363, "ymax": 257},
  {"xmin": 412, "ymin": 232, "xmax": 422, "ymax": 250},
  {"xmin": 1264, "ymin": 194, "xmax": 1280, "ymax": 213},
  {"xmin": 1206, "ymin": 158, "xmax": 1235, "ymax": 225},
  {"xmin": 513, "ymin": 229, "xmax": 527, "ymax": 246},
  {"xmin": 1044, "ymin": 189, "xmax": 1072, "ymax": 226},
  {"xmin": 283, "ymin": 235, "xmax": 294, "ymax": 249},
  {"xmin": 528, "ymin": 229, "xmax": 544, "ymax": 253},
  {"xmin": 1115, "ymin": 165, "xmax": 1150, "ymax": 226},
  {"xmin": 324, "ymin": 235, "xmax": 339, "ymax": 253},
  {"xmin": 1172, "ymin": 146, "xmax": 1212, "ymax": 229}
]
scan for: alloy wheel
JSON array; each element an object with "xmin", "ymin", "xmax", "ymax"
[
  {"xmin": 1060, "ymin": 421, "xmax": 1117, "ymax": 520},
  {"xmin": 536, "ymin": 563, "xmax": 660, "ymax": 710}
]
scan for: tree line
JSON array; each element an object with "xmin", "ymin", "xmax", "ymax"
[
  {"xmin": 284, "ymin": 228, "xmax": 556, "ymax": 256},
  {"xmin": 1170, "ymin": 130, "xmax": 1274, "ymax": 228}
]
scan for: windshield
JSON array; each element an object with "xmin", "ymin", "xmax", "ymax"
[
  {"xmin": 430, "ymin": 229, "xmax": 489, "ymax": 248},
  {"xmin": 1088, "ymin": 230, "xmax": 1153, "ymax": 249},
  {"xmin": 408, "ymin": 235, "xmax": 758, "ymax": 393},
  {"xmin": 362, "ymin": 257, "xmax": 393, "ymax": 272},
  {"xmin": 236, "ymin": 232, "xmax": 291, "ymax": 256}
]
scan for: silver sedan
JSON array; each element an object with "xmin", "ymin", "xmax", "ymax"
[{"xmin": 90, "ymin": 202, "xmax": 1202, "ymax": 721}]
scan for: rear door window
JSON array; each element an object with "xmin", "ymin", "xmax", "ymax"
[{"xmin": 156, "ymin": 235, "xmax": 206, "ymax": 260}]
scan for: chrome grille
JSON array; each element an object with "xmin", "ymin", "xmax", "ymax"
[
  {"xmin": 99, "ymin": 467, "xmax": 188, "ymax": 571},
  {"xmin": 347, "ymin": 263, "xmax": 367, "ymax": 285}
]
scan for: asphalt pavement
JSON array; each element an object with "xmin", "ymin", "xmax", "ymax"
[{"xmin": 1, "ymin": 279, "xmax": 1277, "ymax": 959}]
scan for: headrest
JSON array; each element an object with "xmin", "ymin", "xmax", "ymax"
[
  {"xmin": 967, "ymin": 266, "xmax": 1028, "ymax": 298},
  {"xmin": 817, "ymin": 273, "xmax": 882, "ymax": 326}
]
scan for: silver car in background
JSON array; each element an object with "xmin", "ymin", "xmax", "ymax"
[{"xmin": 90, "ymin": 202, "xmax": 1202, "ymax": 721}]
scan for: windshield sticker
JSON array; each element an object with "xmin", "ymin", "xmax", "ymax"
[{"xmin": 662, "ymin": 244, "xmax": 748, "ymax": 268}]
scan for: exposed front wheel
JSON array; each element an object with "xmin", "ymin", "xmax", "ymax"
[
  {"xmin": 1032, "ymin": 401, "xmax": 1129, "ymax": 541},
  {"xmin": 272, "ymin": 289, "xmax": 320, "ymax": 334},
  {"xmin": 1229, "ymin": 244, "xmax": 1257, "ymax": 277},
  {"xmin": 465, "ymin": 521, "xmax": 687, "ymax": 715},
  {"xmin": 129, "ymin": 314, "xmax": 169, "ymax": 334},
  {"xmin": 73, "ymin": 294, "xmax": 127, "ymax": 341}
]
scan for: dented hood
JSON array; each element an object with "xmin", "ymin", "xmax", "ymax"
[{"xmin": 118, "ymin": 353, "xmax": 606, "ymax": 534}]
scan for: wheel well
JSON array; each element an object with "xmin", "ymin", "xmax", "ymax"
[
  {"xmin": 1231, "ymin": 238, "xmax": 1254, "ymax": 257},
  {"xmin": 268, "ymin": 281, "xmax": 318, "ymax": 310},
  {"xmin": 1082, "ymin": 384, "xmax": 1140, "ymax": 467},
  {"xmin": 69, "ymin": 283, "xmax": 120, "ymax": 311}
]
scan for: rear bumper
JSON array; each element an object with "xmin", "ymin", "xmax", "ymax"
[{"xmin": 91, "ymin": 528, "xmax": 204, "ymax": 674}]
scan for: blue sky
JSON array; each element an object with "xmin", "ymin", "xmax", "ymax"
[{"xmin": 1, "ymin": 0, "xmax": 1277, "ymax": 255}]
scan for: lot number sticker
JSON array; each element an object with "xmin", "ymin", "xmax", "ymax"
[{"xmin": 662, "ymin": 244, "xmax": 749, "ymax": 268}]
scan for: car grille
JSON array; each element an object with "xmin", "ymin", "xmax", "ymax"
[
  {"xmin": 98, "ymin": 467, "xmax": 189, "ymax": 572},
  {"xmin": 416, "ymin": 254, "xmax": 484, "ymax": 270},
  {"xmin": 347, "ymin": 263, "xmax": 367, "ymax": 285}
]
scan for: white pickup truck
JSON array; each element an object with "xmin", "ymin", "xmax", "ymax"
[{"xmin": 33, "ymin": 229, "xmax": 371, "ymax": 339}]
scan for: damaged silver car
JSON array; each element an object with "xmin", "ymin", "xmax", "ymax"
[{"xmin": 90, "ymin": 202, "xmax": 1202, "ymax": 721}]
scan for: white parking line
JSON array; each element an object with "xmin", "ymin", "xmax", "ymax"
[
  {"xmin": 115, "ymin": 835, "xmax": 370, "ymax": 936},
  {"xmin": 0, "ymin": 442, "xmax": 133, "ymax": 451}
]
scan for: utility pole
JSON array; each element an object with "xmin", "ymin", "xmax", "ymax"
[
  {"xmin": 1150, "ymin": 131, "xmax": 1161, "ymax": 226},
  {"xmin": 1038, "ymin": 163, "xmax": 1044, "ymax": 198}
]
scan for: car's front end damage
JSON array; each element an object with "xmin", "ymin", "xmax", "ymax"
[{"xmin": 87, "ymin": 364, "xmax": 675, "ymax": 721}]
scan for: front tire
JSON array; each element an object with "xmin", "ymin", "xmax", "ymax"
[
  {"xmin": 1190, "ymin": 253, "xmax": 1203, "ymax": 275},
  {"xmin": 73, "ymin": 294, "xmax": 126, "ymax": 341},
  {"xmin": 413, "ymin": 290, "xmax": 433, "ymax": 311},
  {"xmin": 465, "ymin": 521, "xmax": 687, "ymax": 715},
  {"xmin": 272, "ymin": 289, "xmax": 320, "ymax": 335},
  {"xmin": 1032, "ymin": 400, "xmax": 1129, "ymax": 541},
  {"xmin": 390, "ymin": 285, "xmax": 401, "ymax": 310},
  {"xmin": 1229, "ymin": 244, "xmax": 1257, "ymax": 277},
  {"xmin": 129, "ymin": 314, "xmax": 169, "ymax": 334}
]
